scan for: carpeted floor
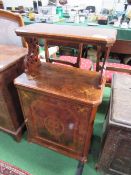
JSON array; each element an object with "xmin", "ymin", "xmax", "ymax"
[
  {"xmin": 0, "ymin": 87, "xmax": 111, "ymax": 175},
  {"xmin": 0, "ymin": 160, "xmax": 31, "ymax": 175}
]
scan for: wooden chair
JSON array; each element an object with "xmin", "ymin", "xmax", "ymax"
[{"xmin": 0, "ymin": 9, "xmax": 27, "ymax": 47}]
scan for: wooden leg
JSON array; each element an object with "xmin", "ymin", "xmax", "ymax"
[
  {"xmin": 44, "ymin": 39, "xmax": 50, "ymax": 62},
  {"xmin": 75, "ymin": 161, "xmax": 84, "ymax": 175},
  {"xmin": 95, "ymin": 163, "xmax": 100, "ymax": 170},
  {"xmin": 14, "ymin": 133, "xmax": 22, "ymax": 142},
  {"xmin": 101, "ymin": 46, "xmax": 111, "ymax": 71},
  {"xmin": 98, "ymin": 46, "xmax": 111, "ymax": 87},
  {"xmin": 96, "ymin": 46, "xmax": 102, "ymax": 72},
  {"xmin": 14, "ymin": 124, "xmax": 26, "ymax": 142},
  {"xmin": 76, "ymin": 43, "xmax": 83, "ymax": 68}
]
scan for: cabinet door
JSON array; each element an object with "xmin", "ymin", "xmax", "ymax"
[{"xmin": 19, "ymin": 89, "xmax": 91, "ymax": 157}]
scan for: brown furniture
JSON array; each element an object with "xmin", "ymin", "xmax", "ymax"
[
  {"xmin": 98, "ymin": 74, "xmax": 131, "ymax": 175},
  {"xmin": 111, "ymin": 40, "xmax": 131, "ymax": 65},
  {"xmin": 111, "ymin": 40, "xmax": 131, "ymax": 55},
  {"xmin": 15, "ymin": 62, "xmax": 105, "ymax": 174},
  {"xmin": 0, "ymin": 10, "xmax": 28, "ymax": 140},
  {"xmin": 15, "ymin": 23, "xmax": 117, "ymax": 80},
  {"xmin": 0, "ymin": 45, "xmax": 27, "ymax": 141},
  {"xmin": 14, "ymin": 23, "xmax": 116, "ymax": 174},
  {"xmin": 0, "ymin": 9, "xmax": 27, "ymax": 47}
]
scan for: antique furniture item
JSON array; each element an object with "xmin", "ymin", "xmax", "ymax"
[
  {"xmin": 98, "ymin": 74, "xmax": 131, "ymax": 175},
  {"xmin": 0, "ymin": 9, "xmax": 27, "ymax": 47},
  {"xmin": 0, "ymin": 10, "xmax": 27, "ymax": 141},
  {"xmin": 0, "ymin": 45, "xmax": 27, "ymax": 141},
  {"xmin": 15, "ymin": 23, "xmax": 116, "ymax": 174},
  {"xmin": 0, "ymin": 10, "xmax": 58, "ymax": 59},
  {"xmin": 15, "ymin": 23, "xmax": 117, "ymax": 83},
  {"xmin": 15, "ymin": 62, "xmax": 105, "ymax": 174}
]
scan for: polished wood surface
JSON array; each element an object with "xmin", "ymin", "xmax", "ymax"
[
  {"xmin": 15, "ymin": 23, "xmax": 116, "ymax": 46},
  {"xmin": 0, "ymin": 45, "xmax": 27, "ymax": 72},
  {"xmin": 15, "ymin": 62, "xmax": 105, "ymax": 162},
  {"xmin": 15, "ymin": 62, "xmax": 104, "ymax": 105},
  {"xmin": 0, "ymin": 44, "xmax": 27, "ymax": 141},
  {"xmin": 15, "ymin": 23, "xmax": 117, "ymax": 85},
  {"xmin": 14, "ymin": 23, "xmax": 107, "ymax": 166}
]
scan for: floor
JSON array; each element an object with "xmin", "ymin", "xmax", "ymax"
[{"xmin": 0, "ymin": 87, "xmax": 111, "ymax": 175}]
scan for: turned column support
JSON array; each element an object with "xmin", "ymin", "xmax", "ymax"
[{"xmin": 96, "ymin": 45, "xmax": 111, "ymax": 87}]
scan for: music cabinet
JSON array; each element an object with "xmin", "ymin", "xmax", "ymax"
[
  {"xmin": 98, "ymin": 74, "xmax": 131, "ymax": 175},
  {"xmin": 15, "ymin": 62, "xmax": 104, "ymax": 163},
  {"xmin": 0, "ymin": 45, "xmax": 27, "ymax": 141}
]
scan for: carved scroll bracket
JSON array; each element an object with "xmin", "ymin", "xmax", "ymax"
[{"xmin": 24, "ymin": 37, "xmax": 41, "ymax": 76}]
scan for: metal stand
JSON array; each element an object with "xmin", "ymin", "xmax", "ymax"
[{"xmin": 75, "ymin": 161, "xmax": 84, "ymax": 175}]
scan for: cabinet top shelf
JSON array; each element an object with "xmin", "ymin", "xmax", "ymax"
[
  {"xmin": 15, "ymin": 23, "xmax": 117, "ymax": 46},
  {"xmin": 14, "ymin": 63, "xmax": 105, "ymax": 105}
]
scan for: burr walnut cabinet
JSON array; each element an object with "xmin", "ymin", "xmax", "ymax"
[
  {"xmin": 15, "ymin": 62, "xmax": 105, "ymax": 162},
  {"xmin": 14, "ymin": 23, "xmax": 116, "ymax": 174},
  {"xmin": 0, "ymin": 45, "xmax": 27, "ymax": 141}
]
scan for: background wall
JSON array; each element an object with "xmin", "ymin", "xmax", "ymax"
[
  {"xmin": 2, "ymin": 0, "xmax": 125, "ymax": 12},
  {"xmin": 3, "ymin": 0, "xmax": 33, "ymax": 8},
  {"xmin": 102, "ymin": 0, "xmax": 125, "ymax": 11},
  {"xmin": 63, "ymin": 0, "xmax": 103, "ymax": 12}
]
